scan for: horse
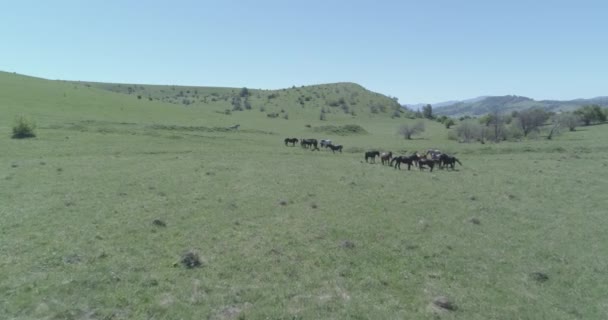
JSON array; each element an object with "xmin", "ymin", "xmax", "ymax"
[
  {"xmin": 327, "ymin": 144, "xmax": 343, "ymax": 153},
  {"xmin": 301, "ymin": 138, "xmax": 319, "ymax": 151},
  {"xmin": 391, "ymin": 154, "xmax": 418, "ymax": 170},
  {"xmin": 439, "ymin": 154, "xmax": 462, "ymax": 170},
  {"xmin": 320, "ymin": 139, "xmax": 332, "ymax": 148},
  {"xmin": 365, "ymin": 151, "xmax": 381, "ymax": 163},
  {"xmin": 380, "ymin": 151, "xmax": 393, "ymax": 165},
  {"xmin": 418, "ymin": 158, "xmax": 436, "ymax": 172},
  {"xmin": 284, "ymin": 138, "xmax": 298, "ymax": 146},
  {"xmin": 426, "ymin": 149, "xmax": 442, "ymax": 160}
]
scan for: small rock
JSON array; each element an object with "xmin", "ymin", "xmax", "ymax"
[
  {"xmin": 433, "ymin": 296, "xmax": 456, "ymax": 311},
  {"xmin": 340, "ymin": 240, "xmax": 355, "ymax": 249},
  {"xmin": 181, "ymin": 251, "xmax": 202, "ymax": 269},
  {"xmin": 278, "ymin": 199, "xmax": 288, "ymax": 206},
  {"xmin": 469, "ymin": 217, "xmax": 481, "ymax": 225},
  {"xmin": 152, "ymin": 219, "xmax": 167, "ymax": 227},
  {"xmin": 530, "ymin": 272, "xmax": 549, "ymax": 283}
]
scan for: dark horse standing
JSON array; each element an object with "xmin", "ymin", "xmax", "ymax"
[
  {"xmin": 284, "ymin": 138, "xmax": 299, "ymax": 146},
  {"xmin": 439, "ymin": 154, "xmax": 462, "ymax": 170},
  {"xmin": 418, "ymin": 158, "xmax": 436, "ymax": 172},
  {"xmin": 327, "ymin": 144, "xmax": 343, "ymax": 153},
  {"xmin": 391, "ymin": 154, "xmax": 418, "ymax": 170},
  {"xmin": 301, "ymin": 138, "xmax": 319, "ymax": 151},
  {"xmin": 365, "ymin": 151, "xmax": 381, "ymax": 163}
]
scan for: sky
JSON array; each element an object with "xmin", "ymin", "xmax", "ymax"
[{"xmin": 1, "ymin": 0, "xmax": 607, "ymax": 104}]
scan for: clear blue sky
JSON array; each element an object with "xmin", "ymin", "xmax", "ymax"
[{"xmin": 1, "ymin": 0, "xmax": 606, "ymax": 104}]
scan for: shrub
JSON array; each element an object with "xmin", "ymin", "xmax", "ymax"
[
  {"xmin": 313, "ymin": 124, "xmax": 367, "ymax": 135},
  {"xmin": 12, "ymin": 116, "xmax": 36, "ymax": 139}
]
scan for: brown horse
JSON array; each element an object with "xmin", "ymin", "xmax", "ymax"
[{"xmin": 380, "ymin": 152, "xmax": 393, "ymax": 165}]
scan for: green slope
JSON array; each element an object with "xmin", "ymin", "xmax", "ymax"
[{"xmin": 1, "ymin": 71, "xmax": 405, "ymax": 132}]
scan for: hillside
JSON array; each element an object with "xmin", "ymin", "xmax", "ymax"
[
  {"xmin": 0, "ymin": 71, "xmax": 404, "ymax": 131},
  {"xmin": 432, "ymin": 95, "xmax": 608, "ymax": 116},
  {"xmin": 72, "ymin": 78, "xmax": 404, "ymax": 120}
]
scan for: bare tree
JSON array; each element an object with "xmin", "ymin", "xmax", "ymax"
[
  {"xmin": 547, "ymin": 115, "xmax": 561, "ymax": 140},
  {"xmin": 558, "ymin": 112, "xmax": 581, "ymax": 131},
  {"xmin": 515, "ymin": 108, "xmax": 550, "ymax": 136},
  {"xmin": 398, "ymin": 121, "xmax": 425, "ymax": 139},
  {"xmin": 455, "ymin": 119, "xmax": 479, "ymax": 143}
]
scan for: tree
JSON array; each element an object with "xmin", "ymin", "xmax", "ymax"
[
  {"xmin": 546, "ymin": 114, "xmax": 562, "ymax": 140},
  {"xmin": 574, "ymin": 105, "xmax": 606, "ymax": 126},
  {"xmin": 515, "ymin": 107, "xmax": 550, "ymax": 136},
  {"xmin": 422, "ymin": 104, "xmax": 434, "ymax": 119},
  {"xmin": 444, "ymin": 118, "xmax": 456, "ymax": 129},
  {"xmin": 398, "ymin": 121, "xmax": 425, "ymax": 139},
  {"xmin": 455, "ymin": 119, "xmax": 480, "ymax": 143},
  {"xmin": 239, "ymin": 87, "xmax": 250, "ymax": 98},
  {"xmin": 558, "ymin": 112, "xmax": 581, "ymax": 131},
  {"xmin": 480, "ymin": 107, "xmax": 507, "ymax": 143}
]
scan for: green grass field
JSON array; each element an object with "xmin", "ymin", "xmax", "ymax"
[{"xmin": 2, "ymin": 71, "xmax": 607, "ymax": 319}]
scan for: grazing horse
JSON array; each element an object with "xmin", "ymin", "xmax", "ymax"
[
  {"xmin": 320, "ymin": 139, "xmax": 332, "ymax": 148},
  {"xmin": 365, "ymin": 151, "xmax": 381, "ymax": 163},
  {"xmin": 439, "ymin": 154, "xmax": 462, "ymax": 170},
  {"xmin": 380, "ymin": 152, "xmax": 393, "ymax": 165},
  {"xmin": 284, "ymin": 138, "xmax": 298, "ymax": 146},
  {"xmin": 418, "ymin": 158, "xmax": 436, "ymax": 172},
  {"xmin": 327, "ymin": 144, "xmax": 343, "ymax": 153},
  {"xmin": 301, "ymin": 138, "xmax": 319, "ymax": 150},
  {"xmin": 391, "ymin": 154, "xmax": 418, "ymax": 170}
]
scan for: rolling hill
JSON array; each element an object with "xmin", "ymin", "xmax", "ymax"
[
  {"xmin": 430, "ymin": 95, "xmax": 608, "ymax": 116},
  {"xmin": 0, "ymin": 71, "xmax": 405, "ymax": 128}
]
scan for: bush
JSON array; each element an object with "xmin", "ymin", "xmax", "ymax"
[
  {"xmin": 313, "ymin": 124, "xmax": 367, "ymax": 135},
  {"xmin": 12, "ymin": 116, "xmax": 36, "ymax": 139}
]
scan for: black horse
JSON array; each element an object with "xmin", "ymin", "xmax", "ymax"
[
  {"xmin": 327, "ymin": 144, "xmax": 343, "ymax": 153},
  {"xmin": 391, "ymin": 154, "xmax": 418, "ymax": 170},
  {"xmin": 418, "ymin": 158, "xmax": 436, "ymax": 172},
  {"xmin": 365, "ymin": 151, "xmax": 381, "ymax": 163},
  {"xmin": 301, "ymin": 138, "xmax": 319, "ymax": 150},
  {"xmin": 284, "ymin": 138, "xmax": 299, "ymax": 146},
  {"xmin": 439, "ymin": 154, "xmax": 462, "ymax": 170}
]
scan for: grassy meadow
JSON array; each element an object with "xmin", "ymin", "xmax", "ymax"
[{"xmin": 1, "ymin": 71, "xmax": 608, "ymax": 319}]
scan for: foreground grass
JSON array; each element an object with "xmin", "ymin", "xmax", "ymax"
[{"xmin": 2, "ymin": 121, "xmax": 607, "ymax": 319}]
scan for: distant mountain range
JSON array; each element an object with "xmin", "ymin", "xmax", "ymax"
[{"xmin": 405, "ymin": 95, "xmax": 608, "ymax": 116}]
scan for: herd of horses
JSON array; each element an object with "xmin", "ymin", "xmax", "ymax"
[
  {"xmin": 284, "ymin": 138, "xmax": 462, "ymax": 172},
  {"xmin": 285, "ymin": 138, "xmax": 343, "ymax": 153}
]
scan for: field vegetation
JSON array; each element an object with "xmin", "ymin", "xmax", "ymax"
[{"xmin": 1, "ymin": 71, "xmax": 608, "ymax": 319}]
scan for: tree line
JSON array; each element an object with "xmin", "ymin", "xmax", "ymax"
[{"xmin": 397, "ymin": 104, "xmax": 607, "ymax": 142}]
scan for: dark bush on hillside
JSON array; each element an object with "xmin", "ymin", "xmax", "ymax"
[
  {"xmin": 267, "ymin": 113, "xmax": 279, "ymax": 118},
  {"xmin": 12, "ymin": 116, "xmax": 36, "ymax": 139},
  {"xmin": 313, "ymin": 124, "xmax": 367, "ymax": 135}
]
